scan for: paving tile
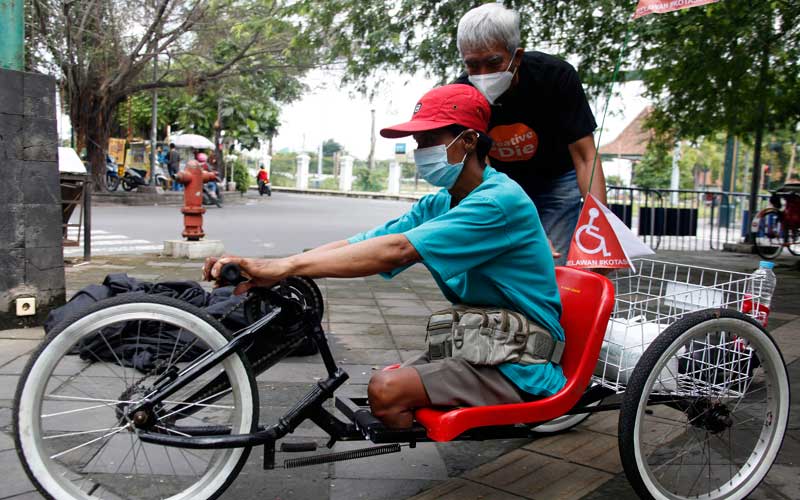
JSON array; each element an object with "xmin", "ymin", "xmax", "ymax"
[
  {"xmin": 382, "ymin": 306, "xmax": 432, "ymax": 317},
  {"xmin": 0, "ymin": 376, "xmax": 21, "ymax": 400},
  {"xmin": 0, "ymin": 431, "xmax": 14, "ymax": 451},
  {"xmin": 522, "ymin": 429, "xmax": 622, "ymax": 473},
  {"xmin": 388, "ymin": 324, "xmax": 426, "ymax": 336},
  {"xmin": 334, "ymin": 442, "xmax": 449, "ymax": 480},
  {"xmin": 409, "ymin": 478, "xmax": 526, "ymax": 500},
  {"xmin": 256, "ymin": 361, "xmax": 329, "ymax": 383},
  {"xmin": 0, "ymin": 328, "xmax": 44, "ymax": 340},
  {"xmin": 376, "ymin": 299, "xmax": 428, "ymax": 308},
  {"xmin": 0, "ymin": 340, "xmax": 41, "ymax": 367},
  {"xmin": 328, "ymin": 311, "xmax": 385, "ymax": 324},
  {"xmin": 394, "ymin": 335, "xmax": 427, "ymax": 350},
  {"xmin": 329, "ymin": 478, "xmax": 438, "ymax": 500},
  {"xmin": 382, "ymin": 314, "xmax": 429, "ymax": 326},
  {"xmin": 373, "ymin": 292, "xmax": 420, "ymax": 300},
  {"xmin": 328, "ymin": 323, "xmax": 389, "ymax": 336},
  {"xmin": 0, "ymin": 449, "xmax": 38, "ymax": 498},
  {"xmin": 329, "ymin": 334, "xmax": 395, "ymax": 349},
  {"xmin": 576, "ymin": 410, "xmax": 619, "ymax": 437},
  {"xmin": 327, "ymin": 298, "xmax": 378, "ymax": 306},
  {"xmin": 465, "ymin": 449, "xmax": 613, "ymax": 499},
  {"xmin": 332, "ymin": 348, "xmax": 401, "ymax": 366},
  {"xmin": 770, "ymin": 319, "xmax": 800, "ymax": 364}
]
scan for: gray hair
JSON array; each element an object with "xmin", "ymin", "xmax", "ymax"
[{"xmin": 457, "ymin": 3, "xmax": 521, "ymax": 55}]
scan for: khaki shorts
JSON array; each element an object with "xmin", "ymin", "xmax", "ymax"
[{"xmin": 402, "ymin": 352, "xmax": 527, "ymax": 407}]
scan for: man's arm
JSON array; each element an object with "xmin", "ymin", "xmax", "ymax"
[
  {"xmin": 569, "ymin": 134, "xmax": 607, "ymax": 205},
  {"xmin": 209, "ymin": 235, "xmax": 421, "ymax": 293}
]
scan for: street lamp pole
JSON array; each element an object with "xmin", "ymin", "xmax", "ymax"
[{"xmin": 0, "ymin": 0, "xmax": 24, "ymax": 70}]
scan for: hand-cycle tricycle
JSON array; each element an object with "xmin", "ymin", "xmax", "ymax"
[{"xmin": 13, "ymin": 259, "xmax": 790, "ymax": 499}]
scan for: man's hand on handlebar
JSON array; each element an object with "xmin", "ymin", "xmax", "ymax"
[{"xmin": 203, "ymin": 255, "xmax": 289, "ymax": 295}]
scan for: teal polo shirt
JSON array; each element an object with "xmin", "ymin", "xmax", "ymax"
[{"xmin": 347, "ymin": 166, "xmax": 566, "ymax": 397}]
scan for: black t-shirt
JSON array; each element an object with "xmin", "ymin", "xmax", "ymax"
[{"xmin": 456, "ymin": 51, "xmax": 596, "ymax": 196}]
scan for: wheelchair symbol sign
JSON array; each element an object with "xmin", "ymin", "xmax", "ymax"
[{"xmin": 574, "ymin": 208, "xmax": 612, "ymax": 257}]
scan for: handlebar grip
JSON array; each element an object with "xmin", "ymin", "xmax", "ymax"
[{"xmin": 220, "ymin": 263, "xmax": 247, "ymax": 286}]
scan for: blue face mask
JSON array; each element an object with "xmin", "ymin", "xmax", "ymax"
[{"xmin": 413, "ymin": 134, "xmax": 467, "ymax": 189}]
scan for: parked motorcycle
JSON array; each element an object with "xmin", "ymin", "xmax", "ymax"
[
  {"xmin": 121, "ymin": 165, "xmax": 170, "ymax": 191},
  {"xmin": 104, "ymin": 155, "xmax": 120, "ymax": 192}
]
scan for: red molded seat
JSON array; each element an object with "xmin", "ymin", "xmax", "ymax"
[{"xmin": 414, "ymin": 266, "xmax": 615, "ymax": 442}]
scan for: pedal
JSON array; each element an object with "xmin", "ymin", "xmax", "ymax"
[
  {"xmin": 280, "ymin": 441, "xmax": 318, "ymax": 452},
  {"xmin": 283, "ymin": 444, "xmax": 401, "ymax": 469}
]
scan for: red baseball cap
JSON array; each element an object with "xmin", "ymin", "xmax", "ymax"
[{"xmin": 380, "ymin": 84, "xmax": 490, "ymax": 139}]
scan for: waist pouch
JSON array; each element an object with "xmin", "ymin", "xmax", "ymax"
[{"xmin": 426, "ymin": 305, "xmax": 564, "ymax": 366}]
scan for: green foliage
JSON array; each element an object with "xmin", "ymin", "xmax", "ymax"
[
  {"xmin": 305, "ymin": 0, "xmax": 799, "ymax": 138},
  {"xmin": 232, "ymin": 161, "xmax": 251, "ymax": 194},
  {"xmin": 606, "ymin": 175, "xmax": 624, "ymax": 187},
  {"xmin": 322, "ymin": 139, "xmax": 344, "ymax": 156},
  {"xmin": 354, "ymin": 166, "xmax": 387, "ymax": 192},
  {"xmin": 634, "ymin": 136, "xmax": 673, "ymax": 189}
]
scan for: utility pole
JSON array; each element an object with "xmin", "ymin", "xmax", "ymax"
[
  {"xmin": 149, "ymin": 56, "xmax": 158, "ymax": 185},
  {"xmin": 0, "ymin": 0, "xmax": 23, "ymax": 70},
  {"xmin": 368, "ymin": 108, "xmax": 376, "ymax": 170}
]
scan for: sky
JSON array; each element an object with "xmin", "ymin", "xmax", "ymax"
[{"xmin": 272, "ymin": 68, "xmax": 652, "ymax": 161}]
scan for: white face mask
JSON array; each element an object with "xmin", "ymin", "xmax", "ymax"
[{"xmin": 468, "ymin": 57, "xmax": 516, "ymax": 105}]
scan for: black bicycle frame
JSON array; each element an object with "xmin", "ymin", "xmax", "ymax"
[{"xmin": 137, "ymin": 302, "xmax": 629, "ymax": 470}]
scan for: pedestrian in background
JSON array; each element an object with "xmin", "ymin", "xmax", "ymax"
[{"xmin": 167, "ymin": 143, "xmax": 182, "ymax": 191}]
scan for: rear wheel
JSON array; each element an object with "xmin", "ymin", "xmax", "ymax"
[
  {"xmin": 618, "ymin": 310, "xmax": 789, "ymax": 500},
  {"xmin": 121, "ymin": 178, "xmax": 135, "ymax": 192},
  {"xmin": 14, "ymin": 295, "xmax": 258, "ymax": 500},
  {"xmin": 751, "ymin": 208, "xmax": 784, "ymax": 259}
]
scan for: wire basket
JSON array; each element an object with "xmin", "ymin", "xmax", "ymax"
[{"xmin": 592, "ymin": 259, "xmax": 764, "ymax": 395}]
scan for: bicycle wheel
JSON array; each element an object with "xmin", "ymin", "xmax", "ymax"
[
  {"xmin": 529, "ymin": 398, "xmax": 601, "ymax": 434},
  {"xmin": 14, "ymin": 295, "xmax": 259, "ymax": 500},
  {"xmin": 618, "ymin": 309, "xmax": 789, "ymax": 500},
  {"xmin": 751, "ymin": 208, "xmax": 784, "ymax": 259},
  {"xmin": 787, "ymin": 228, "xmax": 800, "ymax": 256}
]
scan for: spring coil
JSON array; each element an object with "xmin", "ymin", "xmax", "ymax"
[{"xmin": 284, "ymin": 443, "xmax": 401, "ymax": 469}]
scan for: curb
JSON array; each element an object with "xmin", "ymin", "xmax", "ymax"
[{"xmin": 268, "ymin": 186, "xmax": 422, "ymax": 202}]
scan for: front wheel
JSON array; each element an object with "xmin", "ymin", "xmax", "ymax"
[
  {"xmin": 105, "ymin": 174, "xmax": 120, "ymax": 192},
  {"xmin": 14, "ymin": 295, "xmax": 259, "ymax": 500},
  {"xmin": 751, "ymin": 208, "xmax": 784, "ymax": 259},
  {"xmin": 618, "ymin": 309, "xmax": 789, "ymax": 500},
  {"xmin": 121, "ymin": 177, "xmax": 135, "ymax": 192}
]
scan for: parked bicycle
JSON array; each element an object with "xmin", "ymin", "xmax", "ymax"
[
  {"xmin": 750, "ymin": 183, "xmax": 800, "ymax": 259},
  {"xmin": 13, "ymin": 260, "xmax": 789, "ymax": 500}
]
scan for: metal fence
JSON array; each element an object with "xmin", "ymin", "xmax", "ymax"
[{"xmin": 606, "ymin": 186, "xmax": 771, "ymax": 251}]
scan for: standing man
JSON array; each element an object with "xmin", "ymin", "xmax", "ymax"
[
  {"xmin": 167, "ymin": 143, "xmax": 182, "ymax": 191},
  {"xmin": 455, "ymin": 3, "xmax": 606, "ymax": 264}
]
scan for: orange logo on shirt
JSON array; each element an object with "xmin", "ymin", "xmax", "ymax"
[{"xmin": 489, "ymin": 123, "xmax": 539, "ymax": 162}]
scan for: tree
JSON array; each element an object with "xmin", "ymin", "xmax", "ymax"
[
  {"xmin": 310, "ymin": 1, "xmax": 799, "ymax": 135},
  {"xmin": 322, "ymin": 139, "xmax": 343, "ymax": 156},
  {"xmin": 27, "ymin": 0, "xmax": 316, "ymax": 188},
  {"xmin": 634, "ymin": 135, "xmax": 673, "ymax": 189}
]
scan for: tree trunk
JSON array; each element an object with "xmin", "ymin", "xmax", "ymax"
[{"xmin": 70, "ymin": 85, "xmax": 117, "ymax": 191}]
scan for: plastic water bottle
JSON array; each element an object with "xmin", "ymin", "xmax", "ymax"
[{"xmin": 743, "ymin": 261, "xmax": 777, "ymax": 327}]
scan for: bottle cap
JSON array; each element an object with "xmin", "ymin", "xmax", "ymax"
[{"xmin": 759, "ymin": 261, "xmax": 775, "ymax": 270}]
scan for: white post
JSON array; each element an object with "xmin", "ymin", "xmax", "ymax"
[
  {"xmin": 339, "ymin": 155, "xmax": 354, "ymax": 192},
  {"xmin": 387, "ymin": 159, "xmax": 401, "ymax": 195},
  {"xmin": 296, "ymin": 153, "xmax": 310, "ymax": 189},
  {"xmin": 317, "ymin": 142, "xmax": 323, "ymax": 177},
  {"xmin": 670, "ymin": 141, "xmax": 681, "ymax": 205}
]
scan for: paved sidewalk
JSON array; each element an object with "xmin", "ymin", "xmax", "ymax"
[{"xmin": 0, "ymin": 250, "xmax": 798, "ymax": 499}]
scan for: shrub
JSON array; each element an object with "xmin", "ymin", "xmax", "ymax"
[{"xmin": 232, "ymin": 160, "xmax": 251, "ymax": 194}]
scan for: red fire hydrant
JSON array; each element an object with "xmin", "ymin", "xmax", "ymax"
[{"xmin": 175, "ymin": 160, "xmax": 218, "ymax": 241}]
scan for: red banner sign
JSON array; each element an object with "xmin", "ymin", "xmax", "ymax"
[{"xmin": 634, "ymin": 0, "xmax": 720, "ymax": 19}]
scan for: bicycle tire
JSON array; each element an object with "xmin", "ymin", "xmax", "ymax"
[
  {"xmin": 14, "ymin": 295, "xmax": 259, "ymax": 500},
  {"xmin": 787, "ymin": 229, "xmax": 800, "ymax": 256},
  {"xmin": 752, "ymin": 208, "xmax": 784, "ymax": 259},
  {"xmin": 618, "ymin": 309, "xmax": 789, "ymax": 500}
]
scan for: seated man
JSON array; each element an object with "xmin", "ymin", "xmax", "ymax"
[{"xmin": 207, "ymin": 84, "xmax": 565, "ymax": 429}]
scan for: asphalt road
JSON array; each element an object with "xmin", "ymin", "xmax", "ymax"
[{"xmin": 80, "ymin": 193, "xmax": 413, "ymax": 257}]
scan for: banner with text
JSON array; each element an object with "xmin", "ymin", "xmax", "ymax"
[{"xmin": 634, "ymin": 0, "xmax": 720, "ymax": 19}]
